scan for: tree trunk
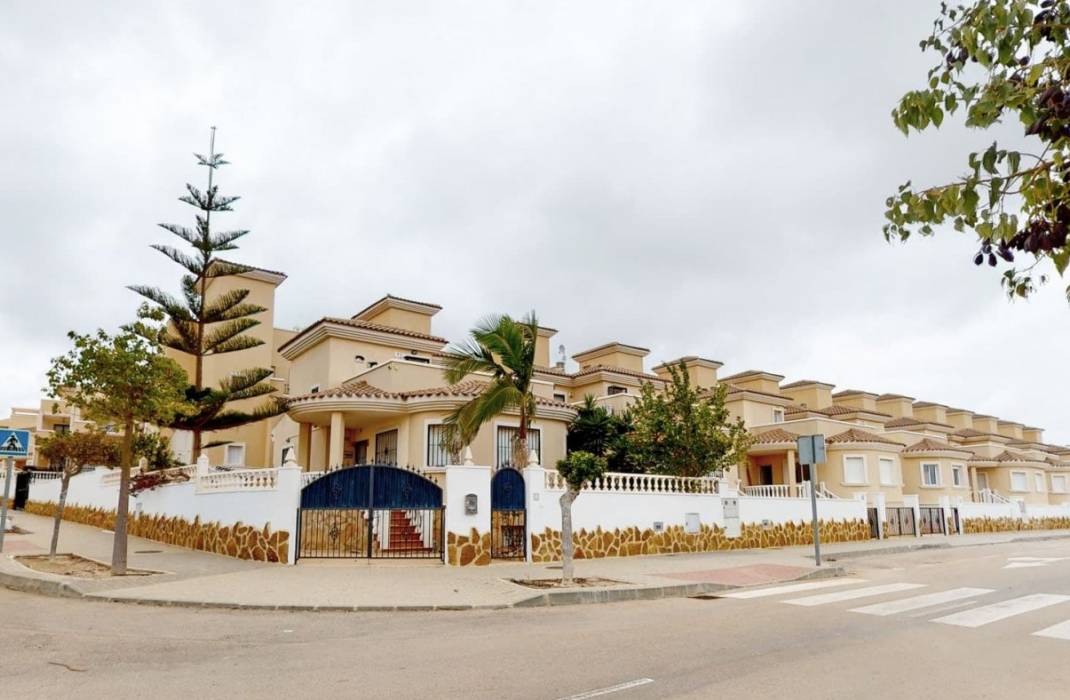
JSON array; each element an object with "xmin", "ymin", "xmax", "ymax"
[
  {"xmin": 112, "ymin": 420, "xmax": 135, "ymax": 575},
  {"xmin": 559, "ymin": 488, "xmax": 577, "ymax": 583},
  {"xmin": 49, "ymin": 470, "xmax": 71, "ymax": 561}
]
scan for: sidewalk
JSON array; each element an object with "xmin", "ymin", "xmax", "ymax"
[{"xmin": 2, "ymin": 511, "xmax": 1067, "ymax": 611}]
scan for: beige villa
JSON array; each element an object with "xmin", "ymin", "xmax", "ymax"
[{"xmin": 5, "ymin": 261, "xmax": 1069, "ymax": 520}]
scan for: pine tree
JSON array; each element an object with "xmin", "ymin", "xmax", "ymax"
[{"xmin": 130, "ymin": 127, "xmax": 284, "ymax": 460}]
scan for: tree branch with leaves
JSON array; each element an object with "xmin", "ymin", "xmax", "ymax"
[{"xmin": 886, "ymin": 0, "xmax": 1070, "ymax": 300}]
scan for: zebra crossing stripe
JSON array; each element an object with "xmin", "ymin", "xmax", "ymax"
[
  {"xmin": 719, "ymin": 578, "xmax": 866, "ymax": 599},
  {"xmin": 849, "ymin": 588, "xmax": 994, "ymax": 616},
  {"xmin": 933, "ymin": 594, "xmax": 1070, "ymax": 628},
  {"xmin": 784, "ymin": 583, "xmax": 926, "ymax": 607},
  {"xmin": 1033, "ymin": 619, "xmax": 1070, "ymax": 641}
]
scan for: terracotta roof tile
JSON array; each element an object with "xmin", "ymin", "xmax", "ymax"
[
  {"xmin": 351, "ymin": 294, "xmax": 443, "ymax": 319},
  {"xmin": 780, "ymin": 379, "xmax": 834, "ymax": 389},
  {"xmin": 289, "ymin": 380, "xmax": 572, "ymax": 408},
  {"xmin": 827, "ymin": 429, "xmax": 904, "ymax": 446},
  {"xmin": 823, "ymin": 404, "xmax": 891, "ymax": 417},
  {"xmin": 751, "ymin": 428, "xmax": 800, "ymax": 445},
  {"xmin": 902, "ymin": 438, "xmax": 974, "ymax": 455},
  {"xmin": 279, "ymin": 316, "xmax": 449, "ymax": 353},
  {"xmin": 570, "ymin": 364, "xmax": 661, "ymax": 381},
  {"xmin": 885, "ymin": 417, "xmax": 922, "ymax": 428},
  {"xmin": 721, "ymin": 384, "xmax": 786, "ymax": 401},
  {"xmin": 992, "ymin": 449, "xmax": 1037, "ymax": 464}
]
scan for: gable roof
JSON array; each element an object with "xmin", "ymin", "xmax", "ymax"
[
  {"xmin": 288, "ymin": 379, "xmax": 571, "ymax": 408},
  {"xmin": 902, "ymin": 438, "xmax": 974, "ymax": 456},
  {"xmin": 751, "ymin": 428, "xmax": 800, "ymax": 445},
  {"xmin": 277, "ymin": 316, "xmax": 449, "ymax": 354},
  {"xmin": 827, "ymin": 429, "xmax": 904, "ymax": 446}
]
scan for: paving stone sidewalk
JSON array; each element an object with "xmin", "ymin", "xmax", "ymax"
[{"xmin": 2, "ymin": 511, "xmax": 1066, "ymax": 611}]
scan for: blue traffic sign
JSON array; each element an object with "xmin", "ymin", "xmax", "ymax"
[{"xmin": 0, "ymin": 429, "xmax": 30, "ymax": 457}]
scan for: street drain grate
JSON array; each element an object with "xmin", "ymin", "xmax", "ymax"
[
  {"xmin": 689, "ymin": 594, "xmax": 725, "ymax": 600},
  {"xmin": 134, "ymin": 550, "xmax": 163, "ymax": 554}
]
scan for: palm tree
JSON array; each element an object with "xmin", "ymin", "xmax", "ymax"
[{"xmin": 442, "ymin": 312, "xmax": 540, "ymax": 468}]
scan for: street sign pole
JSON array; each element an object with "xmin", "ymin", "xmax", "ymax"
[
  {"xmin": 797, "ymin": 434, "xmax": 827, "ymax": 567},
  {"xmin": 808, "ymin": 462, "xmax": 821, "ymax": 567},
  {"xmin": 0, "ymin": 457, "xmax": 13, "ymax": 551}
]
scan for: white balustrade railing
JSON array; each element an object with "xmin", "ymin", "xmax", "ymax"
[
  {"xmin": 301, "ymin": 471, "xmax": 326, "ymax": 487},
  {"xmin": 974, "ymin": 488, "xmax": 1011, "ymax": 504},
  {"xmin": 545, "ymin": 470, "xmax": 720, "ymax": 495},
  {"xmin": 197, "ymin": 468, "xmax": 279, "ymax": 493},
  {"xmin": 28, "ymin": 471, "xmax": 62, "ymax": 481},
  {"xmin": 742, "ymin": 482, "xmax": 842, "ymax": 500},
  {"xmin": 743, "ymin": 484, "xmax": 799, "ymax": 499}
]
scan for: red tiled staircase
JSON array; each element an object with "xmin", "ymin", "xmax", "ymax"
[{"xmin": 380, "ymin": 510, "xmax": 432, "ymax": 554}]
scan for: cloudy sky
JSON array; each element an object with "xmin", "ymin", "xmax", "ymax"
[{"xmin": 2, "ymin": 1, "xmax": 1067, "ymax": 443}]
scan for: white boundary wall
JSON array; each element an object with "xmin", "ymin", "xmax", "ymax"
[
  {"xmin": 522, "ymin": 465, "xmax": 866, "ymax": 538},
  {"xmin": 25, "ymin": 461, "xmax": 302, "ymax": 564}
]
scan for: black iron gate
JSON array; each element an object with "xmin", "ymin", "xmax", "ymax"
[
  {"xmin": 296, "ymin": 465, "xmax": 444, "ymax": 560},
  {"xmin": 918, "ymin": 506, "xmax": 946, "ymax": 535},
  {"xmin": 491, "ymin": 468, "xmax": 526, "ymax": 559},
  {"xmin": 886, "ymin": 507, "xmax": 917, "ymax": 537}
]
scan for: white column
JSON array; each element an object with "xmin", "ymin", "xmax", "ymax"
[
  {"xmin": 276, "ymin": 461, "xmax": 302, "ymax": 565},
  {"xmin": 443, "ymin": 462, "xmax": 492, "ymax": 566},
  {"xmin": 328, "ymin": 412, "xmax": 345, "ymax": 469},
  {"xmin": 523, "ymin": 452, "xmax": 546, "ymax": 564},
  {"xmin": 297, "ymin": 423, "xmax": 312, "ymax": 469},
  {"xmin": 875, "ymin": 492, "xmax": 887, "ymax": 539}
]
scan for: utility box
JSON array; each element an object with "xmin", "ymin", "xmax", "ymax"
[
  {"xmin": 723, "ymin": 497, "xmax": 741, "ymax": 538},
  {"xmin": 684, "ymin": 512, "xmax": 701, "ymax": 534}
]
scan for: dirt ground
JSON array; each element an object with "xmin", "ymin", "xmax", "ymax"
[{"xmin": 16, "ymin": 554, "xmax": 155, "ymax": 579}]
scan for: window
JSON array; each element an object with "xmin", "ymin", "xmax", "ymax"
[
  {"xmin": 426, "ymin": 424, "xmax": 452, "ymax": 467},
  {"xmin": 1052, "ymin": 475, "xmax": 1067, "ymax": 494},
  {"xmin": 843, "ymin": 456, "xmax": 866, "ymax": 484},
  {"xmin": 1010, "ymin": 471, "xmax": 1029, "ymax": 492},
  {"xmin": 1035, "ymin": 473, "xmax": 1045, "ymax": 493},
  {"xmin": 951, "ymin": 464, "xmax": 965, "ymax": 487},
  {"xmin": 375, "ymin": 429, "xmax": 398, "ymax": 465},
  {"xmin": 772, "ymin": 409, "xmax": 785, "ymax": 424},
  {"xmin": 922, "ymin": 463, "xmax": 940, "ymax": 487},
  {"xmin": 553, "ymin": 393, "xmax": 567, "ymax": 403},
  {"xmin": 607, "ymin": 385, "xmax": 628, "ymax": 396},
  {"xmin": 878, "ymin": 458, "xmax": 895, "ymax": 486},
  {"xmin": 403, "ymin": 355, "xmax": 431, "ymax": 364},
  {"xmin": 224, "ymin": 444, "xmax": 246, "ymax": 467},
  {"xmin": 496, "ymin": 426, "xmax": 541, "ymax": 469}
]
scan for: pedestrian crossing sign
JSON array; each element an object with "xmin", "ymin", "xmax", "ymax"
[{"xmin": 0, "ymin": 429, "xmax": 30, "ymax": 457}]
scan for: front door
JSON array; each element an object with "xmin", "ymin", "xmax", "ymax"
[
  {"xmin": 976, "ymin": 472, "xmax": 989, "ymax": 491},
  {"xmin": 759, "ymin": 465, "xmax": 774, "ymax": 486},
  {"xmin": 354, "ymin": 440, "xmax": 369, "ymax": 465}
]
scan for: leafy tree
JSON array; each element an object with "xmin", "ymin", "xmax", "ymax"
[
  {"xmin": 133, "ymin": 430, "xmax": 180, "ymax": 471},
  {"xmin": 46, "ymin": 328, "xmax": 189, "ymax": 574},
  {"xmin": 442, "ymin": 312, "xmax": 540, "ymax": 468},
  {"xmin": 37, "ymin": 430, "xmax": 120, "ymax": 560},
  {"xmin": 627, "ymin": 362, "xmax": 752, "ymax": 478},
  {"xmin": 130, "ymin": 128, "xmax": 283, "ymax": 459},
  {"xmin": 566, "ymin": 396, "xmax": 637, "ymax": 472},
  {"xmin": 886, "ymin": 0, "xmax": 1070, "ymax": 300},
  {"xmin": 555, "ymin": 451, "xmax": 608, "ymax": 583}
]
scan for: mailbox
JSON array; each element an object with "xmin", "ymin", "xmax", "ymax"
[{"xmin": 464, "ymin": 493, "xmax": 478, "ymax": 515}]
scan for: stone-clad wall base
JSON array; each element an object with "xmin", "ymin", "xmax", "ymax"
[
  {"xmin": 963, "ymin": 516, "xmax": 1070, "ymax": 534},
  {"xmin": 447, "ymin": 528, "xmax": 490, "ymax": 566},
  {"xmin": 24, "ymin": 501, "xmax": 288, "ymax": 563},
  {"xmin": 531, "ymin": 519, "xmax": 869, "ymax": 563}
]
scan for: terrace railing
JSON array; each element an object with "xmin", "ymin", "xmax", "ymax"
[{"xmin": 545, "ymin": 470, "xmax": 720, "ymax": 495}]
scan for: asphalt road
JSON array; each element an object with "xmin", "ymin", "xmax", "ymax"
[{"xmin": 4, "ymin": 539, "xmax": 1070, "ymax": 699}]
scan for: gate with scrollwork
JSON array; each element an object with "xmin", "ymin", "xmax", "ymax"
[
  {"xmin": 296, "ymin": 465, "xmax": 444, "ymax": 560},
  {"xmin": 490, "ymin": 468, "xmax": 526, "ymax": 560}
]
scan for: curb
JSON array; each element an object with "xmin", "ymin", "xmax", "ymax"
[
  {"xmin": 819, "ymin": 530, "xmax": 1070, "ymax": 561},
  {"xmin": 0, "ymin": 564, "xmax": 848, "ymax": 613}
]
